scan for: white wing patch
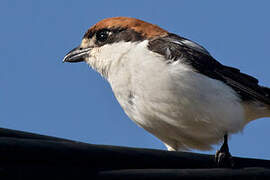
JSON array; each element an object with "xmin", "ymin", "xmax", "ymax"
[{"xmin": 171, "ymin": 39, "xmax": 210, "ymax": 56}]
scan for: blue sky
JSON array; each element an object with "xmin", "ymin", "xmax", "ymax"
[{"xmin": 1, "ymin": 0, "xmax": 270, "ymax": 159}]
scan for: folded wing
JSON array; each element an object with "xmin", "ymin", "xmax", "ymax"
[{"xmin": 148, "ymin": 34, "xmax": 270, "ymax": 105}]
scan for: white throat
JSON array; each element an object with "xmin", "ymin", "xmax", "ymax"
[{"xmin": 85, "ymin": 41, "xmax": 148, "ymax": 78}]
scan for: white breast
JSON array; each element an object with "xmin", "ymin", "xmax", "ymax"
[{"xmin": 92, "ymin": 40, "xmax": 246, "ymax": 151}]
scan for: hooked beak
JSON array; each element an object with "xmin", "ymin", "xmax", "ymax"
[{"xmin": 63, "ymin": 47, "xmax": 92, "ymax": 63}]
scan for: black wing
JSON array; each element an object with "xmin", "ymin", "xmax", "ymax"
[{"xmin": 148, "ymin": 33, "xmax": 270, "ymax": 104}]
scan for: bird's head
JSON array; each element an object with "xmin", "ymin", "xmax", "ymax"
[{"xmin": 63, "ymin": 17, "xmax": 168, "ymax": 77}]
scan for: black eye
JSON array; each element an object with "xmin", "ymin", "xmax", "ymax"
[{"xmin": 96, "ymin": 29, "xmax": 110, "ymax": 42}]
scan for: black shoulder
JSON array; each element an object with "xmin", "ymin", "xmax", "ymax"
[
  {"xmin": 148, "ymin": 34, "xmax": 270, "ymax": 104},
  {"xmin": 148, "ymin": 33, "xmax": 210, "ymax": 60}
]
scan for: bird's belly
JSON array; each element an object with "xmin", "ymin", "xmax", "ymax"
[
  {"xmin": 111, "ymin": 61, "xmax": 246, "ymax": 151},
  {"xmin": 124, "ymin": 99, "xmax": 244, "ymax": 151}
]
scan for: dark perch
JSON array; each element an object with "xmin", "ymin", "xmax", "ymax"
[{"xmin": 0, "ymin": 127, "xmax": 269, "ymax": 179}]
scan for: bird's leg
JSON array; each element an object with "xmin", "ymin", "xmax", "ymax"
[{"xmin": 215, "ymin": 134, "xmax": 234, "ymax": 168}]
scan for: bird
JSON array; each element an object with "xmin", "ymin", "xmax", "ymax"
[{"xmin": 63, "ymin": 17, "xmax": 270, "ymax": 167}]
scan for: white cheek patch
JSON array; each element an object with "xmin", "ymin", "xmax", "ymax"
[
  {"xmin": 85, "ymin": 41, "xmax": 141, "ymax": 78},
  {"xmin": 89, "ymin": 47, "xmax": 101, "ymax": 60}
]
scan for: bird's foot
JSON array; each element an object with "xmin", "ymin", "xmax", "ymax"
[
  {"xmin": 215, "ymin": 134, "xmax": 234, "ymax": 168},
  {"xmin": 215, "ymin": 147, "xmax": 234, "ymax": 168}
]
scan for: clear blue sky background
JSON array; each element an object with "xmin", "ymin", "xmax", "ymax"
[{"xmin": 1, "ymin": 0, "xmax": 270, "ymax": 159}]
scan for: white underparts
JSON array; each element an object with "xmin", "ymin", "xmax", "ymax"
[{"xmin": 85, "ymin": 40, "xmax": 269, "ymax": 151}]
